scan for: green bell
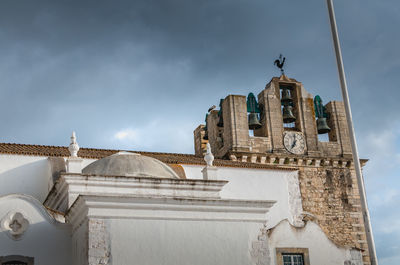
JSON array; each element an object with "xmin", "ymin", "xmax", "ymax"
[
  {"xmin": 248, "ymin": 113, "xmax": 262, "ymax": 130},
  {"xmin": 317, "ymin": 117, "xmax": 331, "ymax": 134}
]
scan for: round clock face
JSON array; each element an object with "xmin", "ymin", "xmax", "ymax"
[{"xmin": 283, "ymin": 132, "xmax": 306, "ymax": 155}]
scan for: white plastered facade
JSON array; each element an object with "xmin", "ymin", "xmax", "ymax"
[
  {"xmin": 0, "ymin": 194, "xmax": 71, "ymax": 265},
  {"xmin": 0, "ymin": 153, "xmax": 363, "ymax": 265}
]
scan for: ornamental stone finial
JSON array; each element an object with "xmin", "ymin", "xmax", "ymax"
[
  {"xmin": 68, "ymin": 131, "xmax": 79, "ymax": 157},
  {"xmin": 202, "ymin": 143, "xmax": 217, "ymax": 180},
  {"xmin": 204, "ymin": 143, "xmax": 214, "ymax": 167}
]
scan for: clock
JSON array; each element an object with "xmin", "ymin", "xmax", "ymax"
[{"xmin": 283, "ymin": 131, "xmax": 306, "ymax": 155}]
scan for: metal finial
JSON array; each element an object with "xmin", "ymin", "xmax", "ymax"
[{"xmin": 274, "ymin": 54, "xmax": 286, "ymax": 75}]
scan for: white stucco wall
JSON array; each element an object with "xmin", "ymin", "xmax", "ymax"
[
  {"xmin": 0, "ymin": 154, "xmax": 96, "ymax": 202},
  {"xmin": 268, "ymin": 220, "xmax": 362, "ymax": 265},
  {"xmin": 0, "ymin": 154, "xmax": 360, "ymax": 265},
  {"xmin": 72, "ymin": 220, "xmax": 88, "ymax": 265},
  {"xmin": 109, "ymin": 218, "xmax": 262, "ymax": 265},
  {"xmin": 0, "ymin": 155, "xmax": 52, "ymax": 202},
  {"xmin": 0, "ymin": 195, "xmax": 71, "ymax": 265},
  {"xmin": 182, "ymin": 165, "xmax": 297, "ymax": 229},
  {"xmin": 73, "ymin": 158, "xmax": 97, "ymax": 170},
  {"xmin": 180, "ymin": 165, "xmax": 362, "ymax": 265}
]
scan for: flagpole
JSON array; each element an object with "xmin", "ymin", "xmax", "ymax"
[{"xmin": 326, "ymin": 1, "xmax": 378, "ymax": 264}]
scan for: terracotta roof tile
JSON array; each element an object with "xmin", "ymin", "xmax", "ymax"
[
  {"xmin": 0, "ymin": 142, "xmax": 295, "ymax": 171},
  {"xmin": 168, "ymin": 164, "xmax": 187, "ymax": 179}
]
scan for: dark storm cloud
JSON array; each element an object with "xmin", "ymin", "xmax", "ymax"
[
  {"xmin": 0, "ymin": 1, "xmax": 399, "ymax": 262},
  {"xmin": 0, "ymin": 0, "xmax": 398, "ymax": 146},
  {"xmin": 0, "ymin": 0, "xmax": 285, "ymax": 146}
]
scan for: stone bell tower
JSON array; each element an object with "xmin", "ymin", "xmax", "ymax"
[
  {"xmin": 194, "ymin": 74, "xmax": 352, "ymax": 163},
  {"xmin": 194, "ymin": 74, "xmax": 372, "ymax": 264}
]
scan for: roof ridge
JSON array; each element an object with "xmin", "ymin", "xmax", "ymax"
[
  {"xmin": 0, "ymin": 142, "xmax": 67, "ymax": 148},
  {"xmin": 0, "ymin": 142, "xmax": 295, "ymax": 171},
  {"xmin": 0, "ymin": 142, "xmax": 196, "ymax": 157}
]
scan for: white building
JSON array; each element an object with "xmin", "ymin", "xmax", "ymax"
[{"xmin": 0, "ymin": 75, "xmax": 370, "ymax": 265}]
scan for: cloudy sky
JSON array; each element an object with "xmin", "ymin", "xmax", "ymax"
[{"xmin": 0, "ymin": 0, "xmax": 399, "ymax": 263}]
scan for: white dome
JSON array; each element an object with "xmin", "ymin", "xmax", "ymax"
[{"xmin": 82, "ymin": 151, "xmax": 179, "ymax": 179}]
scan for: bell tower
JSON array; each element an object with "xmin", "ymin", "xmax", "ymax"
[
  {"xmin": 194, "ymin": 74, "xmax": 352, "ymax": 162},
  {"xmin": 193, "ymin": 73, "xmax": 372, "ymax": 264},
  {"xmin": 193, "ymin": 55, "xmax": 373, "ymax": 264}
]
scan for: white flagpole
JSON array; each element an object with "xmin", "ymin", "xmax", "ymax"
[{"xmin": 326, "ymin": 1, "xmax": 378, "ymax": 264}]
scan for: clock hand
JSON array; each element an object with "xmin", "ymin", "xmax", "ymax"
[{"xmin": 291, "ymin": 138, "xmax": 297, "ymax": 149}]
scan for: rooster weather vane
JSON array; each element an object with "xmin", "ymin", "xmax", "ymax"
[{"xmin": 274, "ymin": 54, "xmax": 286, "ymax": 75}]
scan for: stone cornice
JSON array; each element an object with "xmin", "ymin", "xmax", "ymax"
[
  {"xmin": 44, "ymin": 173, "xmax": 229, "ymax": 213},
  {"xmin": 228, "ymin": 152, "xmax": 368, "ymax": 169},
  {"xmin": 66, "ymin": 195, "xmax": 276, "ymax": 232}
]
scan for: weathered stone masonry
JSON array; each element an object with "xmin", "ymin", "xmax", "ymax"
[
  {"xmin": 298, "ymin": 167, "xmax": 369, "ymax": 264},
  {"xmin": 194, "ymin": 75, "xmax": 372, "ymax": 264}
]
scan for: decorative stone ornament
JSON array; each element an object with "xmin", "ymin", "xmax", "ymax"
[
  {"xmin": 1, "ymin": 212, "xmax": 29, "ymax": 240},
  {"xmin": 202, "ymin": 143, "xmax": 218, "ymax": 180},
  {"xmin": 66, "ymin": 131, "xmax": 83, "ymax": 173},
  {"xmin": 204, "ymin": 143, "xmax": 214, "ymax": 167},
  {"xmin": 68, "ymin": 131, "xmax": 79, "ymax": 157}
]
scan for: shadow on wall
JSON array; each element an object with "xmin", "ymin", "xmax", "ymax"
[
  {"xmin": 0, "ymin": 159, "xmax": 51, "ymax": 202},
  {"xmin": 0, "ymin": 221, "xmax": 72, "ymax": 265},
  {"xmin": 0, "ymin": 194, "xmax": 72, "ymax": 265}
]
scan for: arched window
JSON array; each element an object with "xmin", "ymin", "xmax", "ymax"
[{"xmin": 0, "ymin": 256, "xmax": 34, "ymax": 265}]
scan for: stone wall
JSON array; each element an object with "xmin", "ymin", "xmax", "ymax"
[
  {"xmin": 325, "ymin": 101, "xmax": 352, "ymax": 157},
  {"xmin": 298, "ymin": 167, "xmax": 370, "ymax": 265},
  {"xmin": 194, "ymin": 125, "xmax": 207, "ymax": 156}
]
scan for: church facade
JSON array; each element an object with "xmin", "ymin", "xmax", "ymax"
[{"xmin": 0, "ymin": 75, "xmax": 371, "ymax": 265}]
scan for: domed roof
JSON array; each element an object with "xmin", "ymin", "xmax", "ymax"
[{"xmin": 82, "ymin": 151, "xmax": 179, "ymax": 179}]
